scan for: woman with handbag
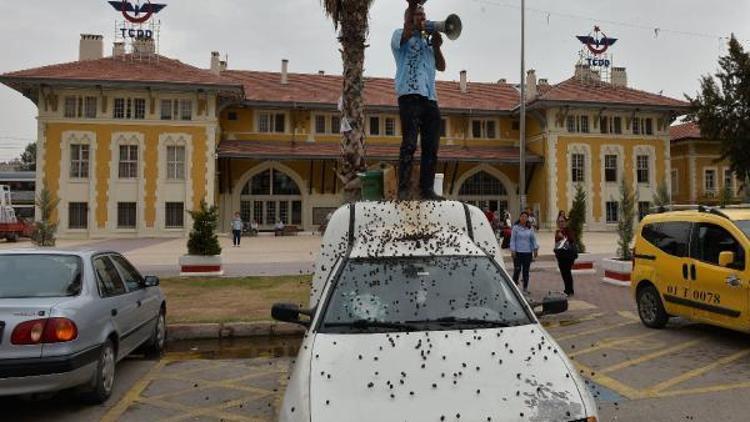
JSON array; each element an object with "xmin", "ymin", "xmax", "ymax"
[{"xmin": 554, "ymin": 215, "xmax": 577, "ymax": 296}]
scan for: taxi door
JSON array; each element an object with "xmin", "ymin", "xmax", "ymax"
[
  {"xmin": 689, "ymin": 220, "xmax": 750, "ymax": 331},
  {"xmin": 639, "ymin": 221, "xmax": 695, "ymax": 319}
]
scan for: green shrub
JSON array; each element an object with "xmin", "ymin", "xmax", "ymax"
[
  {"xmin": 568, "ymin": 184, "xmax": 586, "ymax": 254},
  {"xmin": 187, "ymin": 201, "xmax": 222, "ymax": 256}
]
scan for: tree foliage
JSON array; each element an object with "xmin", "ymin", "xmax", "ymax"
[
  {"xmin": 31, "ymin": 188, "xmax": 59, "ymax": 247},
  {"xmin": 187, "ymin": 201, "xmax": 222, "ymax": 256},
  {"xmin": 687, "ymin": 35, "xmax": 750, "ymax": 187},
  {"xmin": 652, "ymin": 180, "xmax": 671, "ymax": 209},
  {"xmin": 568, "ymin": 184, "xmax": 586, "ymax": 254},
  {"xmin": 617, "ymin": 179, "xmax": 637, "ymax": 261},
  {"xmin": 321, "ymin": 0, "xmax": 375, "ymax": 202},
  {"xmin": 18, "ymin": 143, "xmax": 36, "ymax": 171}
]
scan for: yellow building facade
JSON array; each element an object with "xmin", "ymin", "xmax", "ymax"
[{"xmin": 0, "ymin": 36, "xmax": 690, "ymax": 237}]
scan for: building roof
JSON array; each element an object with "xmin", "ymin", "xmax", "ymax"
[
  {"xmin": 0, "ymin": 55, "xmax": 242, "ymax": 91},
  {"xmin": 669, "ymin": 121, "xmax": 703, "ymax": 142},
  {"xmin": 218, "ymin": 140, "xmax": 543, "ymax": 164},
  {"xmin": 221, "ymin": 71, "xmax": 520, "ymax": 113},
  {"xmin": 529, "ymin": 77, "xmax": 689, "ymax": 110}
]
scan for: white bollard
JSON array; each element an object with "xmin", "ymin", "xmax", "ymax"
[{"xmin": 434, "ymin": 173, "xmax": 445, "ymax": 196}]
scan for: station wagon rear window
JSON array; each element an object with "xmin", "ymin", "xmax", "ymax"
[{"xmin": 0, "ymin": 254, "xmax": 83, "ymax": 298}]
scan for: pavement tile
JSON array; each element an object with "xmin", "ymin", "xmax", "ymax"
[
  {"xmin": 141, "ymin": 377, "xmax": 199, "ymax": 398},
  {"xmin": 234, "ymin": 370, "xmax": 287, "ymax": 391},
  {"xmin": 160, "ymin": 386, "xmax": 252, "ymax": 408},
  {"xmin": 223, "ymin": 394, "xmax": 279, "ymax": 420},
  {"xmin": 119, "ymin": 402, "xmax": 183, "ymax": 422}
]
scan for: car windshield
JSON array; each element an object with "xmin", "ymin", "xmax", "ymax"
[
  {"xmin": 319, "ymin": 256, "xmax": 532, "ymax": 333},
  {"xmin": 0, "ymin": 254, "xmax": 83, "ymax": 298},
  {"xmin": 736, "ymin": 220, "xmax": 750, "ymax": 241}
]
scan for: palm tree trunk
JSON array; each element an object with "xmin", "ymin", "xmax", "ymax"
[{"xmin": 337, "ymin": 1, "xmax": 370, "ymax": 203}]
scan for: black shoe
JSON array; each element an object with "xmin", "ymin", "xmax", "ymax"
[{"xmin": 421, "ymin": 190, "xmax": 445, "ymax": 201}]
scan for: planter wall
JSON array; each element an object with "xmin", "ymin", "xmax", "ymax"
[
  {"xmin": 572, "ymin": 253, "xmax": 596, "ymax": 274},
  {"xmin": 179, "ymin": 255, "xmax": 224, "ymax": 276},
  {"xmin": 602, "ymin": 258, "xmax": 633, "ymax": 287}
]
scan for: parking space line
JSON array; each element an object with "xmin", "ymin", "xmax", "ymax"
[
  {"xmin": 147, "ymin": 368, "xmax": 283, "ymax": 402},
  {"xmin": 572, "ymin": 361, "xmax": 644, "ymax": 400},
  {"xmin": 643, "ymin": 349, "xmax": 750, "ymax": 395},
  {"xmin": 140, "ymin": 396, "xmax": 258, "ymax": 422},
  {"xmin": 555, "ymin": 320, "xmax": 638, "ymax": 341},
  {"xmin": 101, "ymin": 358, "xmax": 169, "ymax": 422},
  {"xmin": 599, "ymin": 338, "xmax": 704, "ymax": 374},
  {"xmin": 617, "ymin": 310, "xmax": 640, "ymax": 321},
  {"xmin": 542, "ymin": 312, "xmax": 607, "ymax": 329},
  {"xmin": 567, "ymin": 331, "xmax": 660, "ymax": 358},
  {"xmin": 655, "ymin": 380, "xmax": 750, "ymax": 398}
]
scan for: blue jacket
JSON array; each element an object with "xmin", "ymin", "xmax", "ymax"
[{"xmin": 510, "ymin": 224, "xmax": 538, "ymax": 253}]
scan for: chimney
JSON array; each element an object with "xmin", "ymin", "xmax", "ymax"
[
  {"xmin": 281, "ymin": 59, "xmax": 289, "ymax": 85},
  {"xmin": 112, "ymin": 42, "xmax": 125, "ymax": 57},
  {"xmin": 210, "ymin": 51, "xmax": 221, "ymax": 75},
  {"xmin": 459, "ymin": 70, "xmax": 467, "ymax": 93},
  {"xmin": 525, "ymin": 69, "xmax": 537, "ymax": 100},
  {"xmin": 219, "ymin": 60, "xmax": 227, "ymax": 72},
  {"xmin": 318, "ymin": 70, "xmax": 325, "ymax": 76},
  {"xmin": 497, "ymin": 78, "xmax": 507, "ymax": 84},
  {"xmin": 132, "ymin": 37, "xmax": 155, "ymax": 55},
  {"xmin": 79, "ymin": 34, "xmax": 103, "ymax": 61},
  {"xmin": 574, "ymin": 64, "xmax": 600, "ymax": 82},
  {"xmin": 538, "ymin": 78, "xmax": 548, "ymax": 86},
  {"xmin": 611, "ymin": 67, "xmax": 627, "ymax": 87}
]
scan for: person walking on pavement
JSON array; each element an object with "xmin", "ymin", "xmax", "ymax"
[
  {"xmin": 231, "ymin": 212, "xmax": 243, "ymax": 247},
  {"xmin": 554, "ymin": 215, "xmax": 578, "ymax": 296},
  {"xmin": 510, "ymin": 211, "xmax": 538, "ymax": 294}
]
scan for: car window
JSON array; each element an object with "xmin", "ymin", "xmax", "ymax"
[
  {"xmin": 319, "ymin": 256, "xmax": 532, "ymax": 333},
  {"xmin": 110, "ymin": 255, "xmax": 143, "ymax": 291},
  {"xmin": 691, "ymin": 223, "xmax": 745, "ymax": 269},
  {"xmin": 0, "ymin": 254, "xmax": 82, "ymax": 298},
  {"xmin": 93, "ymin": 256, "xmax": 127, "ymax": 297},
  {"xmin": 641, "ymin": 222, "xmax": 691, "ymax": 257}
]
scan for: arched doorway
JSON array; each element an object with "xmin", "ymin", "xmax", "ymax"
[
  {"xmin": 457, "ymin": 170, "xmax": 510, "ymax": 214},
  {"xmin": 239, "ymin": 168, "xmax": 303, "ymax": 229}
]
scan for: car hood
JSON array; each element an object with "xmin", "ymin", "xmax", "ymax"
[{"xmin": 309, "ymin": 324, "xmax": 588, "ymax": 422}]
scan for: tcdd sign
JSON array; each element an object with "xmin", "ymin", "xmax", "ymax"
[{"xmin": 107, "ymin": 1, "xmax": 167, "ymax": 24}]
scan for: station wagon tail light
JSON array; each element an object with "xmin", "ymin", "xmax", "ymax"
[{"xmin": 11, "ymin": 318, "xmax": 78, "ymax": 344}]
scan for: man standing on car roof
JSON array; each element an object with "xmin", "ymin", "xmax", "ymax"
[{"xmin": 392, "ymin": 0, "xmax": 446, "ymax": 201}]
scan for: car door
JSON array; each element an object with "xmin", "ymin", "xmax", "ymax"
[
  {"xmin": 110, "ymin": 254, "xmax": 158, "ymax": 347},
  {"xmin": 92, "ymin": 255, "xmax": 138, "ymax": 356},
  {"xmin": 640, "ymin": 221, "xmax": 694, "ymax": 319},
  {"xmin": 689, "ymin": 220, "xmax": 750, "ymax": 330}
]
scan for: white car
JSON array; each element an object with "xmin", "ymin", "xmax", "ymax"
[{"xmin": 273, "ymin": 201, "xmax": 598, "ymax": 422}]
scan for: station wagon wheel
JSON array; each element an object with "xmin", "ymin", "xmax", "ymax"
[
  {"xmin": 80, "ymin": 339, "xmax": 116, "ymax": 404},
  {"xmin": 637, "ymin": 285, "xmax": 669, "ymax": 329}
]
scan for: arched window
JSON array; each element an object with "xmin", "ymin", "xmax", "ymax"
[
  {"xmin": 240, "ymin": 168, "xmax": 302, "ymax": 227},
  {"xmin": 458, "ymin": 170, "xmax": 509, "ymax": 213}
]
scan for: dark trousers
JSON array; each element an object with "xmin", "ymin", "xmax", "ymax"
[
  {"xmin": 232, "ymin": 230, "xmax": 241, "ymax": 246},
  {"xmin": 557, "ymin": 256, "xmax": 575, "ymax": 294},
  {"xmin": 513, "ymin": 252, "xmax": 533, "ymax": 289},
  {"xmin": 397, "ymin": 94, "xmax": 441, "ymax": 194}
]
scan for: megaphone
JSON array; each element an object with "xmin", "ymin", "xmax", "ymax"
[{"xmin": 425, "ymin": 14, "xmax": 463, "ymax": 41}]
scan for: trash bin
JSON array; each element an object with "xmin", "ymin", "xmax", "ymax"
[{"xmin": 359, "ymin": 170, "xmax": 384, "ymax": 201}]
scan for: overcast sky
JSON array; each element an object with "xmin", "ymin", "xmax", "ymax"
[{"xmin": 0, "ymin": 0, "xmax": 748, "ymax": 161}]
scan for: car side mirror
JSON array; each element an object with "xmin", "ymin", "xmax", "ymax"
[
  {"xmin": 144, "ymin": 276, "xmax": 160, "ymax": 287},
  {"xmin": 719, "ymin": 251, "xmax": 735, "ymax": 268},
  {"xmin": 272, "ymin": 303, "xmax": 312, "ymax": 327},
  {"xmin": 532, "ymin": 294, "xmax": 568, "ymax": 317}
]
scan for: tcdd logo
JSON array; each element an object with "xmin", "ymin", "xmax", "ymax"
[
  {"xmin": 108, "ymin": 1, "xmax": 167, "ymax": 24},
  {"xmin": 576, "ymin": 26, "xmax": 617, "ymax": 56}
]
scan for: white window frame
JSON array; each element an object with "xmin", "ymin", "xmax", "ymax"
[
  {"xmin": 470, "ymin": 119, "xmax": 498, "ymax": 139},
  {"xmin": 612, "ymin": 116, "xmax": 623, "ymax": 134},
  {"xmin": 118, "ymin": 144, "xmax": 139, "ymax": 179},
  {"xmin": 384, "ymin": 116, "xmax": 398, "ymax": 137},
  {"xmin": 604, "ymin": 154, "xmax": 618, "ymax": 183},
  {"xmin": 166, "ymin": 145, "xmax": 186, "ymax": 180},
  {"xmin": 68, "ymin": 202, "xmax": 89, "ymax": 230},
  {"xmin": 723, "ymin": 167, "xmax": 736, "ymax": 194},
  {"xmin": 566, "ymin": 115, "xmax": 576, "ymax": 133},
  {"xmin": 636, "ymin": 155, "xmax": 650, "ymax": 184},
  {"xmin": 579, "ymin": 115, "xmax": 590, "ymax": 133},
  {"xmin": 69, "ymin": 144, "xmax": 90, "ymax": 179},
  {"xmin": 571, "ymin": 153, "xmax": 586, "ymax": 183},
  {"xmin": 160, "ymin": 99, "xmax": 174, "ymax": 120},
  {"xmin": 605, "ymin": 201, "xmax": 619, "ymax": 224},
  {"xmin": 64, "ymin": 96, "xmax": 78, "ymax": 118},
  {"xmin": 313, "ymin": 113, "xmax": 341, "ymax": 135},
  {"xmin": 368, "ymin": 115, "xmax": 381, "ymax": 136},
  {"xmin": 165, "ymin": 202, "xmax": 185, "ymax": 228},
  {"xmin": 704, "ymin": 168, "xmax": 717, "ymax": 195},
  {"xmin": 257, "ymin": 111, "xmax": 286, "ymax": 133},
  {"xmin": 179, "ymin": 99, "xmax": 192, "ymax": 121},
  {"xmin": 117, "ymin": 202, "xmax": 137, "ymax": 229}
]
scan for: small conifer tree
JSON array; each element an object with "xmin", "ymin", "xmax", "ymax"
[
  {"xmin": 617, "ymin": 179, "xmax": 637, "ymax": 261},
  {"xmin": 652, "ymin": 181, "xmax": 671, "ymax": 209},
  {"xmin": 568, "ymin": 184, "xmax": 587, "ymax": 254},
  {"xmin": 187, "ymin": 201, "xmax": 222, "ymax": 256},
  {"xmin": 32, "ymin": 188, "xmax": 59, "ymax": 247}
]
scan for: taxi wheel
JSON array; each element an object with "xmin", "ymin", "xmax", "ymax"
[{"xmin": 637, "ymin": 285, "xmax": 669, "ymax": 328}]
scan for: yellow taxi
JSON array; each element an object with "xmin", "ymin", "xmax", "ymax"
[{"xmin": 631, "ymin": 205, "xmax": 750, "ymax": 332}]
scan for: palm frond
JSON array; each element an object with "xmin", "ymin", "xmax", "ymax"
[{"xmin": 321, "ymin": 0, "xmax": 343, "ymax": 28}]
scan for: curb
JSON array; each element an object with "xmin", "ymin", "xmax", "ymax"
[{"xmin": 168, "ymin": 321, "xmax": 305, "ymax": 342}]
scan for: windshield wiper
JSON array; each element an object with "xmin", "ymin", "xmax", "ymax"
[
  {"xmin": 324, "ymin": 319, "xmax": 420, "ymax": 331},
  {"xmin": 408, "ymin": 317, "xmax": 516, "ymax": 327}
]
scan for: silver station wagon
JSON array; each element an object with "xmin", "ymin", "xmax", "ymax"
[{"xmin": 0, "ymin": 250, "xmax": 166, "ymax": 403}]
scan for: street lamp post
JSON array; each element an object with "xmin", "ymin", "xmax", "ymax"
[{"xmin": 519, "ymin": 0, "xmax": 527, "ymax": 211}]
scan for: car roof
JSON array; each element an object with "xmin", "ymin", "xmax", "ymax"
[
  {"xmin": 0, "ymin": 249, "xmax": 118, "ymax": 258},
  {"xmin": 643, "ymin": 205, "xmax": 750, "ymax": 223}
]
